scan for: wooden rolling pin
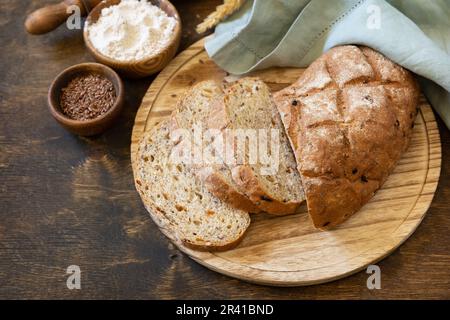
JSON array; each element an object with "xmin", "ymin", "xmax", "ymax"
[{"xmin": 25, "ymin": 0, "xmax": 102, "ymax": 35}]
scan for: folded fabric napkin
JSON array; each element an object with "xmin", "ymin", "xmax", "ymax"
[{"xmin": 205, "ymin": 0, "xmax": 450, "ymax": 129}]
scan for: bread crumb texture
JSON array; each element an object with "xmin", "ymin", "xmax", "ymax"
[{"xmin": 135, "ymin": 121, "xmax": 250, "ymax": 251}]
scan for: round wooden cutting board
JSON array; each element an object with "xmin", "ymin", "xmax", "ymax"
[{"xmin": 131, "ymin": 39, "xmax": 441, "ymax": 286}]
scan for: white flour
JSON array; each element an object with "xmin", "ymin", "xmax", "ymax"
[{"xmin": 85, "ymin": 0, "xmax": 177, "ymax": 61}]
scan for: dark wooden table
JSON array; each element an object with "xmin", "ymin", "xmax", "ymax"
[{"xmin": 0, "ymin": 0, "xmax": 449, "ymax": 299}]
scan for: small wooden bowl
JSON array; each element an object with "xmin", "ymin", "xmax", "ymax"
[
  {"xmin": 48, "ymin": 63, "xmax": 124, "ymax": 136},
  {"xmin": 83, "ymin": 0, "xmax": 181, "ymax": 78}
]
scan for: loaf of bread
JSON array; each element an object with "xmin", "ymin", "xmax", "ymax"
[
  {"xmin": 134, "ymin": 120, "xmax": 250, "ymax": 251},
  {"xmin": 135, "ymin": 45, "xmax": 421, "ymax": 253},
  {"xmin": 273, "ymin": 45, "xmax": 420, "ymax": 229},
  {"xmin": 171, "ymin": 80, "xmax": 262, "ymax": 213},
  {"xmin": 207, "ymin": 78, "xmax": 305, "ymax": 215}
]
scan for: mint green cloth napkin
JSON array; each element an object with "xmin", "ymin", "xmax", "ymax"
[{"xmin": 205, "ymin": 0, "xmax": 450, "ymax": 129}]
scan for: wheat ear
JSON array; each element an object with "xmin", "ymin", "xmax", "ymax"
[{"xmin": 196, "ymin": 0, "xmax": 247, "ymax": 34}]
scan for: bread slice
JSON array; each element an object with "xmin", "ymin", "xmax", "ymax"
[
  {"xmin": 208, "ymin": 78, "xmax": 305, "ymax": 215},
  {"xmin": 171, "ymin": 80, "xmax": 262, "ymax": 213},
  {"xmin": 273, "ymin": 45, "xmax": 420, "ymax": 229},
  {"xmin": 134, "ymin": 120, "xmax": 251, "ymax": 251}
]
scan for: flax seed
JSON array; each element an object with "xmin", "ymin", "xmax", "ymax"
[{"xmin": 60, "ymin": 73, "xmax": 116, "ymax": 121}]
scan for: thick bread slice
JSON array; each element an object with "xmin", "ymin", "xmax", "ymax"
[
  {"xmin": 134, "ymin": 120, "xmax": 251, "ymax": 251},
  {"xmin": 171, "ymin": 81, "xmax": 261, "ymax": 213},
  {"xmin": 208, "ymin": 78, "xmax": 305, "ymax": 215},
  {"xmin": 273, "ymin": 45, "xmax": 420, "ymax": 229}
]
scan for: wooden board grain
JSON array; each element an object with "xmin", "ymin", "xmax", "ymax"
[{"xmin": 130, "ymin": 38, "xmax": 441, "ymax": 286}]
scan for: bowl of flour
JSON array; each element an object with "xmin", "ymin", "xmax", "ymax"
[{"xmin": 84, "ymin": 0, "xmax": 181, "ymax": 78}]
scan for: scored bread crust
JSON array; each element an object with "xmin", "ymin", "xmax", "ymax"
[
  {"xmin": 208, "ymin": 78, "xmax": 305, "ymax": 215},
  {"xmin": 170, "ymin": 80, "xmax": 262, "ymax": 214},
  {"xmin": 273, "ymin": 45, "xmax": 420, "ymax": 229},
  {"xmin": 134, "ymin": 120, "xmax": 250, "ymax": 251}
]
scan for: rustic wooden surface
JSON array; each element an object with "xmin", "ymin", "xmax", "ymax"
[
  {"xmin": 0, "ymin": 0, "xmax": 449, "ymax": 298},
  {"xmin": 130, "ymin": 40, "xmax": 441, "ymax": 286}
]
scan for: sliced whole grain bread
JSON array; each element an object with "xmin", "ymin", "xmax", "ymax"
[
  {"xmin": 207, "ymin": 78, "xmax": 305, "ymax": 215},
  {"xmin": 134, "ymin": 120, "xmax": 251, "ymax": 251},
  {"xmin": 273, "ymin": 45, "xmax": 420, "ymax": 229},
  {"xmin": 171, "ymin": 80, "xmax": 262, "ymax": 213}
]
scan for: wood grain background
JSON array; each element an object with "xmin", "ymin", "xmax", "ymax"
[{"xmin": 0, "ymin": 0, "xmax": 449, "ymax": 299}]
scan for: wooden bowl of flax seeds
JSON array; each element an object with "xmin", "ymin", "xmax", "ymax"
[{"xmin": 48, "ymin": 63, "xmax": 124, "ymax": 136}]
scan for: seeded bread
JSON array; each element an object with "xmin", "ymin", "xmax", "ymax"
[
  {"xmin": 171, "ymin": 80, "xmax": 262, "ymax": 213},
  {"xmin": 208, "ymin": 78, "xmax": 305, "ymax": 215},
  {"xmin": 134, "ymin": 120, "xmax": 251, "ymax": 251},
  {"xmin": 273, "ymin": 45, "xmax": 420, "ymax": 229}
]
